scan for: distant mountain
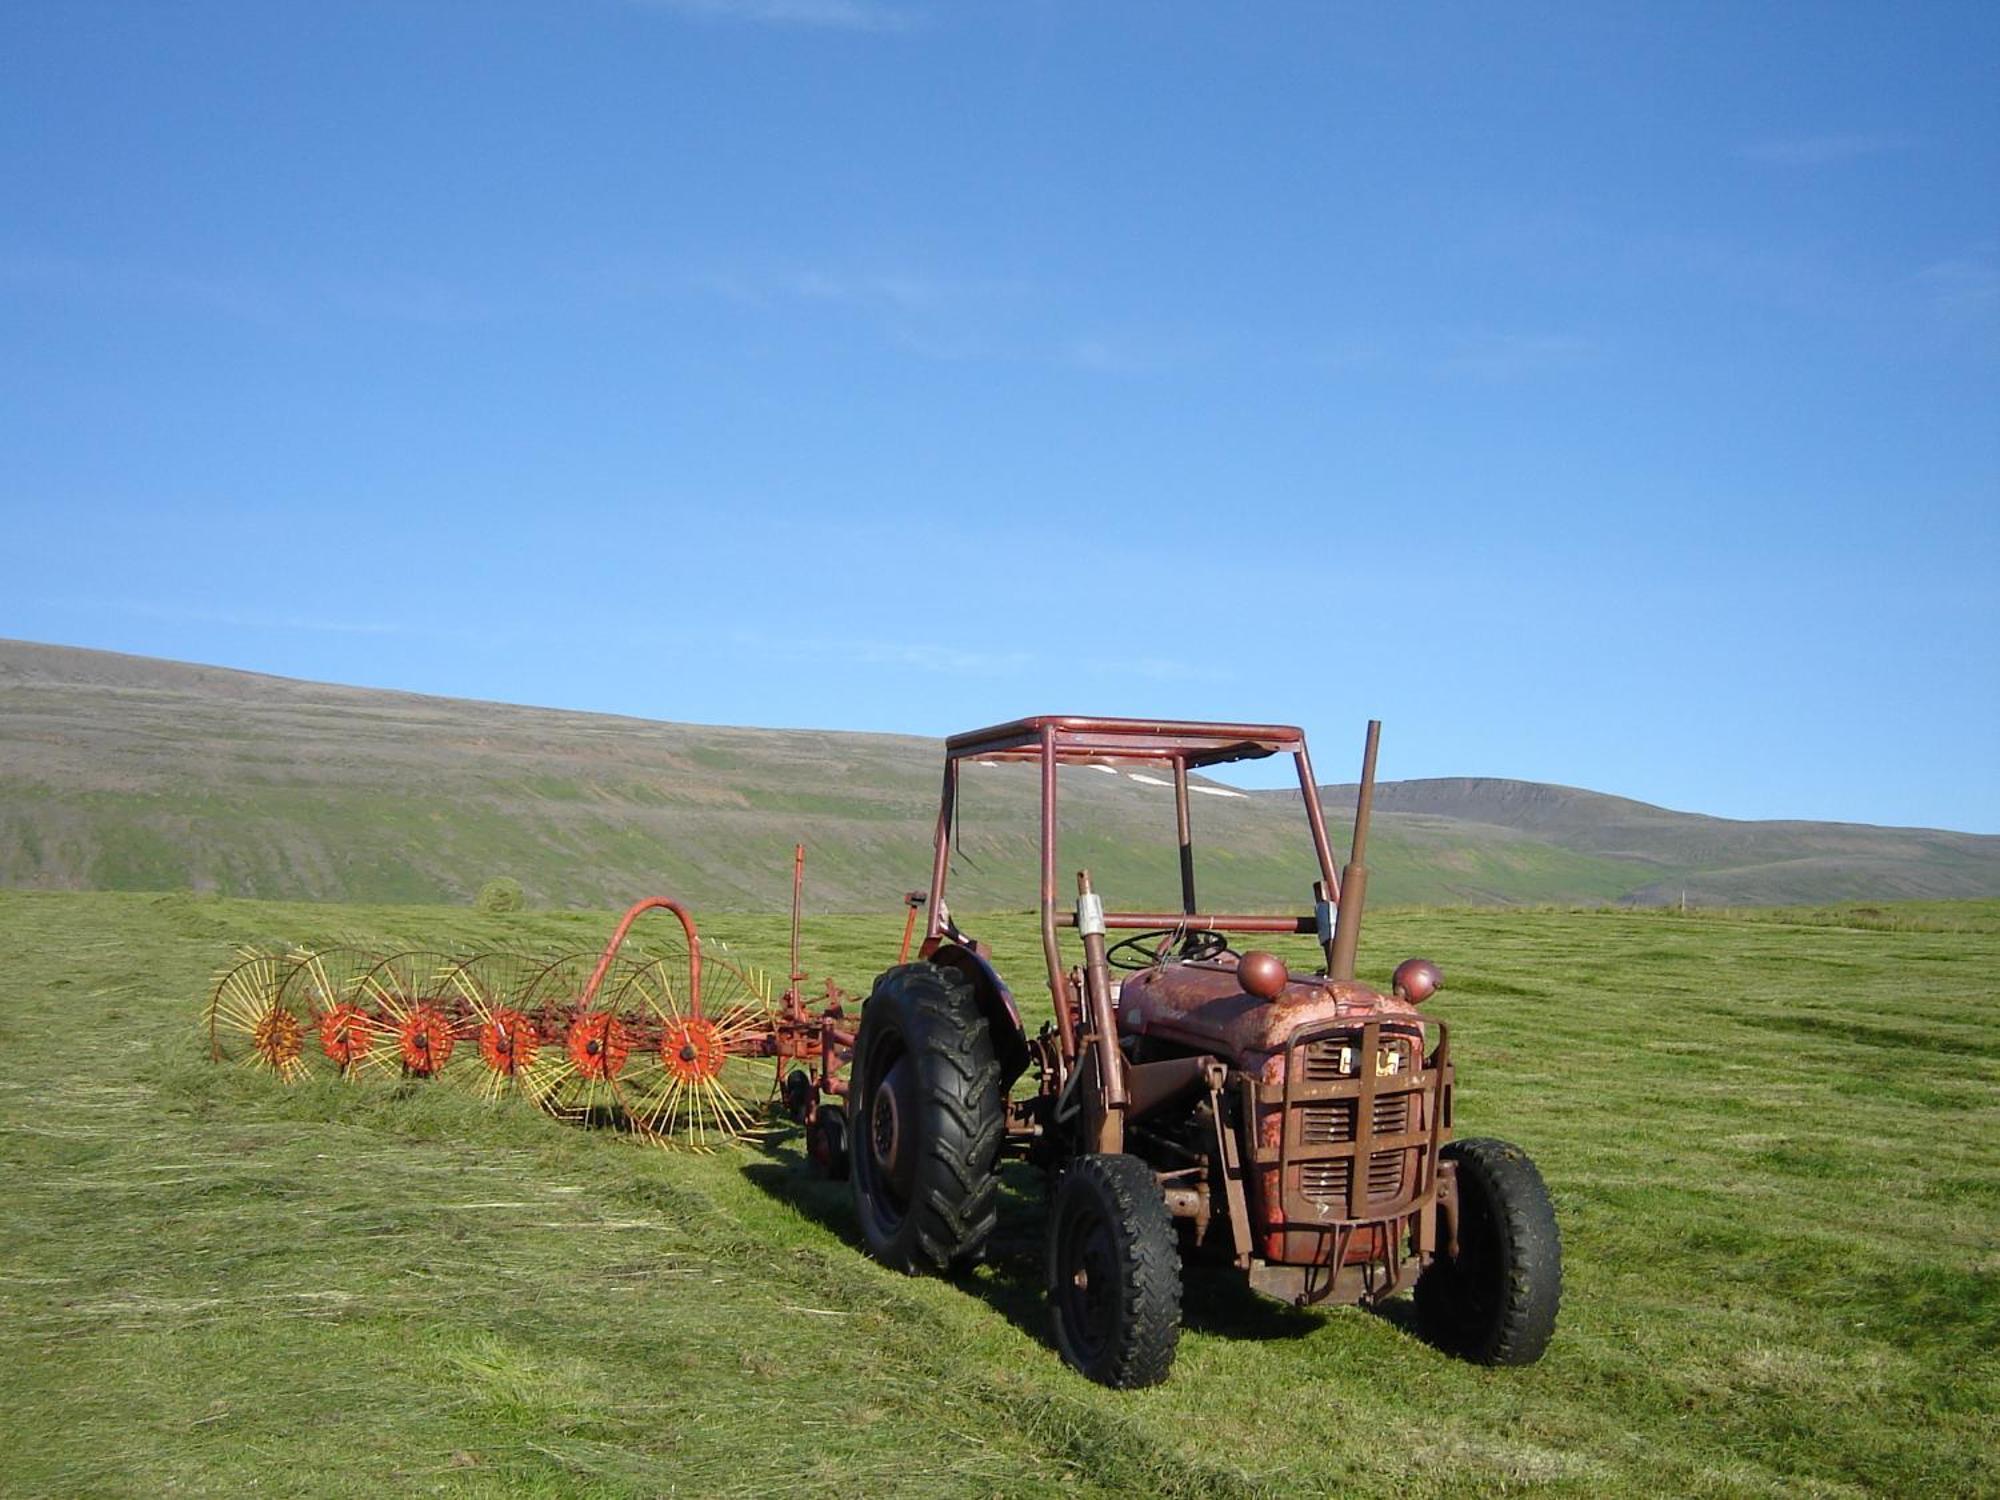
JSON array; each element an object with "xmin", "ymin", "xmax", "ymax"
[
  {"xmin": 2, "ymin": 639, "xmax": 1995, "ymax": 911},
  {"xmin": 1305, "ymin": 779, "xmax": 2000, "ymax": 906}
]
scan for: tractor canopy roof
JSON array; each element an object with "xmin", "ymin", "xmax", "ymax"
[{"xmin": 946, "ymin": 715, "xmax": 1305, "ymax": 770}]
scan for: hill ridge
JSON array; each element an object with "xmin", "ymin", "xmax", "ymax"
[
  {"xmin": 1308, "ymin": 775, "xmax": 1990, "ymax": 841},
  {"xmin": 2, "ymin": 638, "xmax": 1995, "ymax": 910}
]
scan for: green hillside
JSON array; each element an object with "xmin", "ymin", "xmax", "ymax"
[{"xmin": 3, "ymin": 639, "xmax": 1995, "ymax": 910}]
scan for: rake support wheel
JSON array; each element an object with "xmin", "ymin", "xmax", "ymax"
[{"xmin": 808, "ymin": 1103, "xmax": 849, "ymax": 1179}]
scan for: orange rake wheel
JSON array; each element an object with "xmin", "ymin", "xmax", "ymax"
[
  {"xmin": 206, "ymin": 949, "xmax": 313, "ymax": 1082},
  {"xmin": 615, "ymin": 939, "xmax": 778, "ymax": 1148},
  {"xmin": 355, "ymin": 952, "xmax": 465, "ymax": 1080},
  {"xmin": 317, "ymin": 1001, "xmax": 380, "ymax": 1074},
  {"xmin": 275, "ymin": 946, "xmax": 384, "ymax": 1077},
  {"xmin": 436, "ymin": 953, "xmax": 548, "ymax": 1101},
  {"xmin": 515, "ymin": 952, "xmax": 644, "ymax": 1125}
]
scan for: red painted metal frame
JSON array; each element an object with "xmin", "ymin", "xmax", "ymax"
[
  {"xmin": 577, "ymin": 897, "xmax": 705, "ymax": 1014},
  {"xmin": 926, "ymin": 715, "xmax": 1346, "ymax": 1031},
  {"xmin": 770, "ymin": 843, "xmax": 858, "ymax": 1110}
]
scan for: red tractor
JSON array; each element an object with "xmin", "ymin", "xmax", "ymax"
[{"xmin": 843, "ymin": 716, "xmax": 1561, "ymax": 1386}]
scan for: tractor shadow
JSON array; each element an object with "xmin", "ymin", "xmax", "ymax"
[{"xmin": 739, "ymin": 1144, "xmax": 1324, "ymax": 1352}]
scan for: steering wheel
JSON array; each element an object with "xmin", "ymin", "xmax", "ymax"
[{"xmin": 1104, "ymin": 928, "xmax": 1234, "ymax": 971}]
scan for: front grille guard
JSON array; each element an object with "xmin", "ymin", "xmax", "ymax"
[{"xmin": 1248, "ymin": 1013, "xmax": 1451, "ymax": 1228}]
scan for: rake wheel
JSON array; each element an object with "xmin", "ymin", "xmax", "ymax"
[
  {"xmin": 566, "ymin": 1010, "xmax": 633, "ymax": 1080},
  {"xmin": 615, "ymin": 943, "xmax": 777, "ymax": 1148},
  {"xmin": 356, "ymin": 952, "xmax": 466, "ymax": 1080},
  {"xmin": 437, "ymin": 953, "xmax": 547, "ymax": 1100},
  {"xmin": 515, "ymin": 953, "xmax": 642, "ymax": 1124},
  {"xmin": 479, "ymin": 1008, "xmax": 541, "ymax": 1076},
  {"xmin": 316, "ymin": 1003, "xmax": 378, "ymax": 1071},
  {"xmin": 280, "ymin": 947, "xmax": 382, "ymax": 1075},
  {"xmin": 206, "ymin": 949, "xmax": 313, "ymax": 1082}
]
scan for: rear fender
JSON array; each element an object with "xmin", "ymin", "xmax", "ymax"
[{"xmin": 921, "ymin": 938, "xmax": 1031, "ymax": 1086}]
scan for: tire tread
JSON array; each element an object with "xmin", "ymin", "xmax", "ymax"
[
  {"xmin": 1417, "ymin": 1136, "xmax": 1561, "ymax": 1366},
  {"xmin": 1048, "ymin": 1153, "xmax": 1183, "ymax": 1388},
  {"xmin": 850, "ymin": 962, "xmax": 1004, "ymax": 1273}
]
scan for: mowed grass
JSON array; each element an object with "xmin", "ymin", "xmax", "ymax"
[{"xmin": 0, "ymin": 891, "xmax": 1995, "ymax": 1498}]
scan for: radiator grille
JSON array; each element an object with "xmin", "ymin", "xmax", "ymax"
[
  {"xmin": 1298, "ymin": 1092, "xmax": 1415, "ymax": 1145},
  {"xmin": 1301, "ymin": 1040, "xmax": 1350, "ymax": 1084},
  {"xmin": 1298, "ymin": 1150, "xmax": 1409, "ymax": 1207}
]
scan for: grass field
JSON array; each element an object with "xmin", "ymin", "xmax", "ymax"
[{"xmin": 1, "ymin": 890, "xmax": 1995, "ymax": 1497}]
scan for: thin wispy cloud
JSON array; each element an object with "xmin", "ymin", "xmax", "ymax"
[
  {"xmin": 694, "ymin": 264, "xmax": 1028, "ymax": 314},
  {"xmin": 1303, "ymin": 330, "xmax": 1597, "ymax": 381},
  {"xmin": 845, "ymin": 639, "xmax": 1037, "ymax": 675},
  {"xmin": 0, "ymin": 251, "xmax": 491, "ymax": 328},
  {"xmin": 1917, "ymin": 251, "xmax": 2000, "ymax": 321},
  {"xmin": 725, "ymin": 629, "xmax": 1206, "ymax": 681},
  {"xmin": 322, "ymin": 271, "xmax": 492, "ymax": 326},
  {"xmin": 885, "ymin": 324, "xmax": 1000, "ymax": 362},
  {"xmin": 1435, "ymin": 332, "xmax": 1597, "ymax": 379},
  {"xmin": 1738, "ymin": 132, "xmax": 1914, "ymax": 167},
  {"xmin": 1308, "ymin": 342, "xmax": 1384, "ymax": 373},
  {"xmin": 781, "ymin": 269, "xmax": 960, "ymax": 313},
  {"xmin": 0, "ymin": 252, "xmax": 285, "ymax": 325},
  {"xmin": 47, "ymin": 599, "xmax": 404, "ymax": 637},
  {"xmin": 1060, "ymin": 329, "xmax": 1214, "ymax": 376},
  {"xmin": 625, "ymin": 0, "xmax": 916, "ymax": 32},
  {"xmin": 1064, "ymin": 337, "xmax": 1157, "ymax": 375},
  {"xmin": 1625, "ymin": 231, "xmax": 1851, "ymax": 318},
  {"xmin": 1082, "ymin": 653, "xmax": 1208, "ymax": 683},
  {"xmin": 682, "ymin": 259, "xmax": 1032, "ymax": 362},
  {"xmin": 729, "ymin": 630, "xmax": 1034, "ymax": 676}
]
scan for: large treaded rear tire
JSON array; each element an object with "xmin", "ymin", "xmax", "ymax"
[
  {"xmin": 849, "ymin": 962, "xmax": 1004, "ymax": 1273},
  {"xmin": 1047, "ymin": 1154, "xmax": 1183, "ymax": 1388},
  {"xmin": 1415, "ymin": 1137, "xmax": 1561, "ymax": 1365}
]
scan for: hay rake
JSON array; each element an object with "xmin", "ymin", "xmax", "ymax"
[{"xmin": 202, "ymin": 848, "xmax": 864, "ymax": 1157}]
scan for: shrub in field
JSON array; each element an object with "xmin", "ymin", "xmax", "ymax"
[{"xmin": 476, "ymin": 877, "xmax": 524, "ymax": 913}]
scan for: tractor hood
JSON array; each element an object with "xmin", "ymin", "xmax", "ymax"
[{"xmin": 1115, "ymin": 956, "xmax": 1422, "ymax": 1063}]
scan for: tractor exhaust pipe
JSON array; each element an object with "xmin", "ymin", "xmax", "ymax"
[{"xmin": 1327, "ymin": 719, "xmax": 1380, "ymax": 983}]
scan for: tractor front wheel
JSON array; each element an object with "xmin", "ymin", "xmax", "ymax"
[
  {"xmin": 1414, "ymin": 1137, "xmax": 1561, "ymax": 1365},
  {"xmin": 848, "ymin": 962, "xmax": 1003, "ymax": 1272},
  {"xmin": 1046, "ymin": 1153, "xmax": 1182, "ymax": 1388}
]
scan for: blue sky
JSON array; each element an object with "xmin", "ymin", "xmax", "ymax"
[{"xmin": 2, "ymin": 2, "xmax": 1995, "ymax": 831}]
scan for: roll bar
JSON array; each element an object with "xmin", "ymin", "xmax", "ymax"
[{"xmin": 924, "ymin": 714, "xmax": 1383, "ymax": 1009}]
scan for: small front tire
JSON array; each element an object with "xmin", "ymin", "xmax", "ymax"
[
  {"xmin": 1046, "ymin": 1154, "xmax": 1182, "ymax": 1388},
  {"xmin": 1415, "ymin": 1137, "xmax": 1561, "ymax": 1365}
]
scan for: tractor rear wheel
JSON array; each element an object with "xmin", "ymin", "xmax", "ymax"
[
  {"xmin": 848, "ymin": 962, "xmax": 1003, "ymax": 1272},
  {"xmin": 1414, "ymin": 1137, "xmax": 1561, "ymax": 1365},
  {"xmin": 1046, "ymin": 1153, "xmax": 1182, "ymax": 1388}
]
